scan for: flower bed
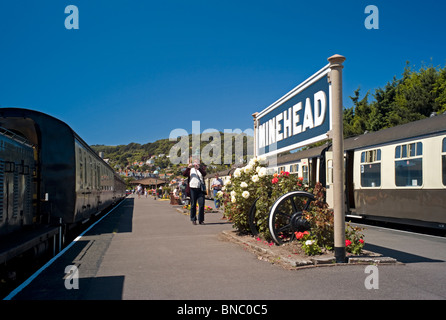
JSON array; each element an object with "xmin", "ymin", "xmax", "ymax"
[
  {"xmin": 182, "ymin": 204, "xmax": 215, "ymax": 212},
  {"xmin": 216, "ymin": 157, "xmax": 365, "ymax": 256}
]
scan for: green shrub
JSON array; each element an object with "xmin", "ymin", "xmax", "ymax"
[{"xmin": 220, "ymin": 159, "xmax": 364, "ymax": 256}]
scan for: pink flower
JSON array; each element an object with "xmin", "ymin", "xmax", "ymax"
[{"xmin": 271, "ymin": 177, "xmax": 279, "ymax": 184}]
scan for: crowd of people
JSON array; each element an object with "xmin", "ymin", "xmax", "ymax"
[{"xmin": 132, "ymin": 184, "xmax": 168, "ymax": 199}]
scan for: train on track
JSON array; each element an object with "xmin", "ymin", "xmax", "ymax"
[
  {"xmin": 0, "ymin": 108, "xmax": 126, "ymax": 271},
  {"xmin": 205, "ymin": 114, "xmax": 446, "ymax": 231}
]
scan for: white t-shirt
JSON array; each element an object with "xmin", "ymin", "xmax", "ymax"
[
  {"xmin": 189, "ymin": 168, "xmax": 203, "ymax": 188},
  {"xmin": 212, "ymin": 178, "xmax": 223, "ymax": 190}
]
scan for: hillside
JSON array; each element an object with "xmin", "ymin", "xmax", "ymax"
[{"xmin": 91, "ymin": 132, "xmax": 254, "ymax": 176}]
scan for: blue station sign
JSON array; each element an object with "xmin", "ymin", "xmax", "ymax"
[{"xmin": 256, "ymin": 64, "xmax": 332, "ymax": 156}]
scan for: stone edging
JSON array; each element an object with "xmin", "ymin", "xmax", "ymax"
[{"xmin": 220, "ymin": 230, "xmax": 400, "ymax": 270}]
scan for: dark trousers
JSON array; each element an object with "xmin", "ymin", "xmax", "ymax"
[{"xmin": 190, "ymin": 187, "xmax": 205, "ymax": 222}]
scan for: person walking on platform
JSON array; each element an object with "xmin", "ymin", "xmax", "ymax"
[
  {"xmin": 211, "ymin": 174, "xmax": 223, "ymax": 209},
  {"xmin": 179, "ymin": 179, "xmax": 187, "ymax": 204},
  {"xmin": 183, "ymin": 159, "xmax": 207, "ymax": 225}
]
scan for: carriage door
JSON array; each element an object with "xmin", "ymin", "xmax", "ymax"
[
  {"xmin": 345, "ymin": 150, "xmax": 355, "ymax": 212},
  {"xmin": 309, "ymin": 157, "xmax": 318, "ymax": 186}
]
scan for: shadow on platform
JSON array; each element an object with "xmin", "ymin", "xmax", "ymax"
[
  {"xmin": 365, "ymin": 243, "xmax": 445, "ymax": 263},
  {"xmin": 78, "ymin": 275, "xmax": 125, "ymax": 299},
  {"xmin": 89, "ymin": 198, "xmax": 135, "ymax": 235}
]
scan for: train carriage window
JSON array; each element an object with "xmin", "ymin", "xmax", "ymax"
[
  {"xmin": 88, "ymin": 155, "xmax": 92, "ymax": 189},
  {"xmin": 302, "ymin": 165, "xmax": 309, "ymax": 184},
  {"xmin": 409, "ymin": 143, "xmax": 415, "ymax": 157},
  {"xmin": 395, "ymin": 142, "xmax": 423, "ymax": 187},
  {"xmin": 290, "ymin": 164, "xmax": 299, "ymax": 174},
  {"xmin": 83, "ymin": 153, "xmax": 87, "ymax": 188},
  {"xmin": 78, "ymin": 149, "xmax": 84, "ymax": 189},
  {"xmin": 402, "ymin": 145, "xmax": 407, "ymax": 158},
  {"xmin": 360, "ymin": 149, "xmax": 381, "ymax": 187},
  {"xmin": 395, "ymin": 146, "xmax": 401, "ymax": 158},
  {"xmin": 5, "ymin": 161, "xmax": 14, "ymax": 173},
  {"xmin": 96, "ymin": 164, "xmax": 101, "ymax": 190},
  {"xmin": 417, "ymin": 142, "xmax": 422, "ymax": 156}
]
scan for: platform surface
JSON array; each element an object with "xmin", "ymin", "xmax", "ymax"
[{"xmin": 8, "ymin": 195, "xmax": 446, "ymax": 300}]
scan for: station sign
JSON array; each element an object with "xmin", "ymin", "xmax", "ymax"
[{"xmin": 256, "ymin": 65, "xmax": 331, "ymax": 156}]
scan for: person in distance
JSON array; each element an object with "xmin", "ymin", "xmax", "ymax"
[{"xmin": 183, "ymin": 159, "xmax": 207, "ymax": 225}]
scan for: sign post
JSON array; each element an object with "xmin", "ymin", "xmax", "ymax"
[
  {"xmin": 254, "ymin": 54, "xmax": 346, "ymax": 262},
  {"xmin": 328, "ymin": 54, "xmax": 346, "ymax": 263},
  {"xmin": 255, "ymin": 64, "xmax": 332, "ymax": 156}
]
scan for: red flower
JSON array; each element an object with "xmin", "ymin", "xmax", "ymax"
[
  {"xmin": 345, "ymin": 239, "xmax": 352, "ymax": 246},
  {"xmin": 359, "ymin": 239, "xmax": 364, "ymax": 244},
  {"xmin": 283, "ymin": 171, "xmax": 290, "ymax": 176},
  {"xmin": 294, "ymin": 231, "xmax": 309, "ymax": 240},
  {"xmin": 271, "ymin": 177, "xmax": 279, "ymax": 184},
  {"xmin": 298, "ymin": 177, "xmax": 304, "ymax": 181}
]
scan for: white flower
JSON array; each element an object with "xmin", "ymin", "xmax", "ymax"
[
  {"xmin": 230, "ymin": 190, "xmax": 236, "ymax": 197},
  {"xmin": 248, "ymin": 157, "xmax": 258, "ymax": 167},
  {"xmin": 240, "ymin": 181, "xmax": 248, "ymax": 188},
  {"xmin": 231, "ymin": 196, "xmax": 237, "ymax": 203},
  {"xmin": 234, "ymin": 168, "xmax": 242, "ymax": 178},
  {"xmin": 251, "ymin": 175, "xmax": 259, "ymax": 183},
  {"xmin": 242, "ymin": 191, "xmax": 250, "ymax": 199},
  {"xmin": 258, "ymin": 156, "xmax": 267, "ymax": 165},
  {"xmin": 305, "ymin": 240, "xmax": 315, "ymax": 246},
  {"xmin": 258, "ymin": 167, "xmax": 267, "ymax": 177},
  {"xmin": 221, "ymin": 186, "xmax": 226, "ymax": 191},
  {"xmin": 216, "ymin": 191, "xmax": 223, "ymax": 197},
  {"xmin": 244, "ymin": 165, "xmax": 252, "ymax": 174},
  {"xmin": 224, "ymin": 179, "xmax": 231, "ymax": 185}
]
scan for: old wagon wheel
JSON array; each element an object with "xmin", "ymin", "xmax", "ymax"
[
  {"xmin": 248, "ymin": 197, "xmax": 260, "ymax": 236},
  {"xmin": 268, "ymin": 191, "xmax": 315, "ymax": 245}
]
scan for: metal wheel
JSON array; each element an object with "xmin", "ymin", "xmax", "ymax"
[
  {"xmin": 248, "ymin": 197, "xmax": 260, "ymax": 236},
  {"xmin": 268, "ymin": 191, "xmax": 315, "ymax": 245}
]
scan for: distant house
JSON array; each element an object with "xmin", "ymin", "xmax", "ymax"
[{"xmin": 130, "ymin": 177, "xmax": 168, "ymax": 188}]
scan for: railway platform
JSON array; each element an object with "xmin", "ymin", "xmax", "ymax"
[
  {"xmin": 4, "ymin": 195, "xmax": 446, "ymax": 300},
  {"xmin": 5, "ymin": 196, "xmax": 238, "ymax": 299}
]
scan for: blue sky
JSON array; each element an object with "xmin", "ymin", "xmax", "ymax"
[{"xmin": 1, "ymin": 0, "xmax": 445, "ymax": 146}]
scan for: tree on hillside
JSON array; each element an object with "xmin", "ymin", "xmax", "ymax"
[
  {"xmin": 343, "ymin": 62, "xmax": 446, "ymax": 137},
  {"xmin": 343, "ymin": 88, "xmax": 371, "ymax": 137}
]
